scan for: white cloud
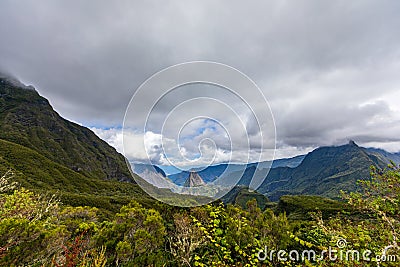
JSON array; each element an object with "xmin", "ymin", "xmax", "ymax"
[
  {"xmin": 90, "ymin": 127, "xmax": 123, "ymax": 153},
  {"xmin": 92, "ymin": 118, "xmax": 275, "ymax": 169}
]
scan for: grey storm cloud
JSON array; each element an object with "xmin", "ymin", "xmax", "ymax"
[{"xmin": 1, "ymin": 0, "xmax": 400, "ymax": 159}]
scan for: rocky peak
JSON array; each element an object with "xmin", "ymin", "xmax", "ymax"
[
  {"xmin": 0, "ymin": 72, "xmax": 36, "ymax": 91},
  {"xmin": 348, "ymin": 140, "xmax": 358, "ymax": 147},
  {"xmin": 183, "ymin": 171, "xmax": 206, "ymax": 187}
]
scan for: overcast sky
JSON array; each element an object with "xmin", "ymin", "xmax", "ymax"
[{"xmin": 1, "ymin": 0, "xmax": 400, "ymax": 167}]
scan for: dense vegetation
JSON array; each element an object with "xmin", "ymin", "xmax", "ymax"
[{"xmin": 1, "ymin": 164, "xmax": 399, "ymax": 266}]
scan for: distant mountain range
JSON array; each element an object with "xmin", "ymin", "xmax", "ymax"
[
  {"xmin": 164, "ymin": 140, "xmax": 399, "ymax": 201},
  {"xmin": 167, "ymin": 155, "xmax": 306, "ymax": 186},
  {"xmin": 258, "ymin": 141, "xmax": 399, "ymax": 200}
]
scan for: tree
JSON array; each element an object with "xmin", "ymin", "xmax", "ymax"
[
  {"xmin": 94, "ymin": 200, "xmax": 167, "ymax": 266},
  {"xmin": 0, "ymin": 188, "xmax": 65, "ymax": 265},
  {"xmin": 168, "ymin": 212, "xmax": 204, "ymax": 266},
  {"xmin": 344, "ymin": 164, "xmax": 400, "ymax": 260}
]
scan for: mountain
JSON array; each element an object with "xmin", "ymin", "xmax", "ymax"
[
  {"xmin": 168, "ymin": 164, "xmax": 236, "ymax": 185},
  {"xmin": 183, "ymin": 171, "xmax": 206, "ymax": 187},
  {"xmin": 365, "ymin": 147, "xmax": 400, "ymax": 165},
  {"xmin": 257, "ymin": 141, "xmax": 388, "ymax": 201},
  {"xmin": 131, "ymin": 163, "xmax": 167, "ymax": 178},
  {"xmin": 271, "ymin": 154, "xmax": 306, "ymax": 168},
  {"xmin": 0, "ymin": 74, "xmax": 159, "ymax": 214},
  {"xmin": 130, "ymin": 163, "xmax": 176, "ymax": 189},
  {"xmin": 220, "ymin": 185, "xmax": 269, "ymax": 209},
  {"xmin": 0, "ymin": 74, "xmax": 132, "ymax": 182},
  {"xmin": 168, "ymin": 155, "xmax": 305, "ymax": 186},
  {"xmin": 167, "ymin": 141, "xmax": 399, "ymax": 202},
  {"xmin": 166, "ymin": 140, "xmax": 395, "ymax": 202},
  {"xmin": 0, "ymin": 74, "xmax": 215, "ymax": 209},
  {"xmin": 0, "ymin": 137, "xmax": 160, "ymax": 218}
]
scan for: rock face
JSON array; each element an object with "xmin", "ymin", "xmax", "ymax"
[
  {"xmin": 183, "ymin": 171, "xmax": 206, "ymax": 187},
  {"xmin": 0, "ymin": 74, "xmax": 132, "ymax": 182}
]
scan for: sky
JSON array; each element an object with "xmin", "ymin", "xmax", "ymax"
[{"xmin": 1, "ymin": 0, "xmax": 400, "ymax": 169}]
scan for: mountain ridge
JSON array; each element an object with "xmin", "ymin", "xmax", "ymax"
[
  {"xmin": 0, "ymin": 76, "xmax": 132, "ymax": 182},
  {"xmin": 0, "ymin": 75, "xmax": 216, "ymax": 208},
  {"xmin": 163, "ymin": 141, "xmax": 399, "ymax": 201},
  {"xmin": 167, "ymin": 155, "xmax": 306, "ymax": 186},
  {"xmin": 258, "ymin": 141, "xmax": 389, "ymax": 200}
]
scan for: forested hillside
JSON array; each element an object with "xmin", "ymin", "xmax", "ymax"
[{"xmin": 0, "ymin": 76, "xmax": 131, "ymax": 182}]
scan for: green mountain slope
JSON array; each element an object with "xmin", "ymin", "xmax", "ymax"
[
  {"xmin": 0, "ymin": 137, "xmax": 213, "ymax": 210},
  {"xmin": 258, "ymin": 141, "xmax": 387, "ymax": 200},
  {"xmin": 365, "ymin": 147, "xmax": 400, "ymax": 165},
  {"xmin": 276, "ymin": 195, "xmax": 350, "ymax": 220},
  {"xmin": 0, "ymin": 138, "xmax": 158, "ymax": 216},
  {"xmin": 0, "ymin": 76, "xmax": 131, "ymax": 181},
  {"xmin": 221, "ymin": 185, "xmax": 269, "ymax": 209},
  {"xmin": 0, "ymin": 75, "xmax": 214, "ymax": 210}
]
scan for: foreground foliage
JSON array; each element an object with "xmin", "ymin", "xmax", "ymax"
[{"xmin": 1, "ymin": 165, "xmax": 399, "ymax": 266}]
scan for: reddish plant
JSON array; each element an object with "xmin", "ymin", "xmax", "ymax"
[{"xmin": 53, "ymin": 231, "xmax": 89, "ymax": 267}]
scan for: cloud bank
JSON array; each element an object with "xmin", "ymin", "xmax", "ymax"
[{"xmin": 1, "ymin": 0, "xmax": 400, "ymax": 165}]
